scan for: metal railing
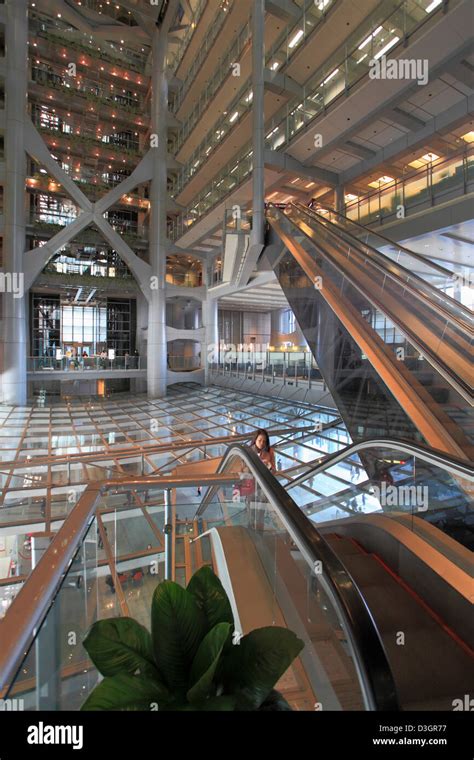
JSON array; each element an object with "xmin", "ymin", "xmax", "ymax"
[
  {"xmin": 170, "ymin": 0, "xmax": 336, "ymax": 191},
  {"xmin": 287, "ymin": 437, "xmax": 474, "ymax": 490},
  {"xmin": 167, "ymin": 0, "xmax": 207, "ymax": 74},
  {"xmin": 169, "ymin": 0, "xmax": 449, "ymax": 238},
  {"xmin": 0, "ymin": 447, "xmax": 399, "ymax": 710},
  {"xmin": 344, "ymin": 148, "xmax": 474, "ymax": 226},
  {"xmin": 27, "ymin": 356, "xmax": 147, "ymax": 372},
  {"xmin": 210, "ymin": 351, "xmax": 323, "ymax": 387},
  {"xmin": 171, "ymin": 0, "xmax": 238, "ymax": 114}
]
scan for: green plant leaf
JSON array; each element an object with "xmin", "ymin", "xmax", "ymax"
[
  {"xmin": 187, "ymin": 565, "xmax": 234, "ymax": 632},
  {"xmin": 196, "ymin": 695, "xmax": 236, "ymax": 711},
  {"xmin": 221, "ymin": 627, "xmax": 304, "ymax": 710},
  {"xmin": 151, "ymin": 580, "xmax": 207, "ymax": 695},
  {"xmin": 81, "ymin": 672, "xmax": 170, "ymax": 711},
  {"xmin": 83, "ymin": 618, "xmax": 158, "ymax": 678},
  {"xmin": 258, "ymin": 689, "xmax": 293, "ymax": 711},
  {"xmin": 187, "ymin": 622, "xmax": 232, "ymax": 705}
]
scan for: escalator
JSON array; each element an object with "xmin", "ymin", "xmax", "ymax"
[
  {"xmin": 0, "ymin": 443, "xmax": 472, "ymax": 711},
  {"xmin": 266, "ymin": 202, "xmax": 473, "ymax": 461},
  {"xmin": 198, "ymin": 441, "xmax": 474, "ymax": 711}
]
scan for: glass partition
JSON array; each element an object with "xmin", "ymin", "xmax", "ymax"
[{"xmin": 288, "ymin": 444, "xmax": 474, "ymax": 556}]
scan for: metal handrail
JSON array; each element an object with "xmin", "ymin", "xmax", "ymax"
[
  {"xmin": 0, "ymin": 472, "xmax": 237, "ymax": 694},
  {"xmin": 196, "ymin": 444, "xmax": 399, "ymax": 711},
  {"xmin": 287, "ymin": 437, "xmax": 474, "ymax": 490},
  {"xmin": 269, "ymin": 204, "xmax": 473, "ymax": 404},
  {"xmin": 308, "ymin": 204, "xmax": 455, "ymax": 279},
  {"xmin": 0, "ymin": 425, "xmax": 314, "ymax": 476},
  {"xmin": 299, "ymin": 203, "xmax": 473, "ymax": 329}
]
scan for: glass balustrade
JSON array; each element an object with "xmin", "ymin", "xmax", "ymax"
[
  {"xmin": 167, "ymin": 0, "xmax": 208, "ymax": 74},
  {"xmin": 346, "ymin": 150, "xmax": 474, "ymax": 226},
  {"xmin": 287, "ymin": 443, "xmax": 474, "ymax": 554},
  {"xmin": 171, "ymin": 0, "xmax": 238, "ymax": 114},
  {"xmin": 2, "ymin": 452, "xmax": 399, "ymax": 710},
  {"xmin": 170, "ymin": 0, "xmax": 449, "ymax": 238},
  {"xmin": 27, "ymin": 356, "xmax": 147, "ymax": 372},
  {"xmin": 170, "ymin": 0, "xmax": 336, "ymax": 190}
]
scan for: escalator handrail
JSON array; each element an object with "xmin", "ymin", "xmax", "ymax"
[
  {"xmin": 268, "ymin": 203, "xmax": 473, "ymax": 402},
  {"xmin": 286, "ymin": 437, "xmax": 474, "ymax": 491},
  {"xmin": 309, "ymin": 203, "xmax": 455, "ymax": 279},
  {"xmin": 196, "ymin": 443, "xmax": 400, "ymax": 711},
  {"xmin": 293, "ymin": 202, "xmax": 474, "ymax": 331}
]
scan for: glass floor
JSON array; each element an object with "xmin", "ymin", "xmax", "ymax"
[{"xmin": 0, "ymin": 384, "xmax": 356, "ymax": 610}]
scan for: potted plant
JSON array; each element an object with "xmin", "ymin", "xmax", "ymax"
[{"xmin": 81, "ymin": 566, "xmax": 303, "ymax": 711}]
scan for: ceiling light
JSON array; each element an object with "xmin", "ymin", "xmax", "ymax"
[
  {"xmin": 425, "ymin": 0, "xmax": 442, "ymax": 12},
  {"xmin": 323, "ymin": 68, "xmax": 339, "ymax": 84},
  {"xmin": 229, "ymin": 111, "xmax": 239, "ymax": 123},
  {"xmin": 358, "ymin": 26, "xmax": 383, "ymax": 50},
  {"xmin": 345, "ymin": 193, "xmax": 358, "ymax": 202},
  {"xmin": 288, "ymin": 30, "xmax": 304, "ymax": 49},
  {"xmin": 368, "ymin": 175, "xmax": 394, "ymax": 188},
  {"xmin": 408, "ymin": 152, "xmax": 440, "ymax": 168},
  {"xmin": 373, "ymin": 37, "xmax": 400, "ymax": 60},
  {"xmin": 270, "ymin": 61, "xmax": 279, "ymax": 71},
  {"xmin": 305, "ymin": 182, "xmax": 315, "ymax": 189},
  {"xmin": 460, "ymin": 131, "xmax": 474, "ymax": 143}
]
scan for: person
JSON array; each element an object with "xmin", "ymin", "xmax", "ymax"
[
  {"xmin": 250, "ymin": 429, "xmax": 276, "ymax": 473},
  {"xmin": 124, "ymin": 351, "xmax": 130, "ymax": 370},
  {"xmin": 99, "ymin": 349, "xmax": 108, "ymax": 370}
]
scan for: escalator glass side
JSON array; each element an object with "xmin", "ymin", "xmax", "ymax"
[
  {"xmin": 309, "ymin": 205, "xmax": 458, "ymax": 290},
  {"xmin": 266, "ymin": 204, "xmax": 473, "ymax": 457},
  {"xmin": 287, "ymin": 442, "xmax": 474, "ymax": 554},
  {"xmin": 198, "ymin": 447, "xmax": 398, "ymax": 711}
]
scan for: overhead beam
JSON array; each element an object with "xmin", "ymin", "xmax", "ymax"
[
  {"xmin": 446, "ymin": 59, "xmax": 474, "ymax": 89},
  {"xmin": 265, "ymin": 0, "xmax": 301, "ymax": 21},
  {"xmin": 389, "ymin": 107, "xmax": 426, "ymax": 131},
  {"xmin": 209, "ymin": 270, "xmax": 278, "ymax": 299},
  {"xmin": 341, "ymin": 94, "xmax": 474, "ymax": 184},
  {"xmin": 343, "ymin": 140, "xmax": 376, "ymax": 160},
  {"xmin": 264, "ymin": 68, "xmax": 304, "ymax": 98},
  {"xmin": 264, "ymin": 149, "xmax": 338, "ymax": 186}
]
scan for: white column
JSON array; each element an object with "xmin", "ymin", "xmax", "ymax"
[
  {"xmin": 202, "ymin": 297, "xmax": 218, "ymax": 386},
  {"xmin": 251, "ymin": 0, "xmax": 265, "ymax": 249},
  {"xmin": 2, "ymin": 0, "xmax": 28, "ymax": 405},
  {"xmin": 147, "ymin": 28, "xmax": 169, "ymax": 398}
]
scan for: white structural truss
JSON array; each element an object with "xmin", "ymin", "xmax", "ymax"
[{"xmin": 1, "ymin": 0, "xmax": 218, "ymax": 404}]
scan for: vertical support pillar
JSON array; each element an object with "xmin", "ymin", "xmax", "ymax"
[
  {"xmin": 147, "ymin": 27, "xmax": 169, "ymax": 398},
  {"xmin": 251, "ymin": 0, "xmax": 265, "ymax": 249},
  {"xmin": 2, "ymin": 0, "xmax": 28, "ymax": 405},
  {"xmin": 164, "ymin": 488, "xmax": 172, "ymax": 580},
  {"xmin": 335, "ymin": 185, "xmax": 345, "ymax": 215},
  {"xmin": 202, "ymin": 259, "xmax": 218, "ymax": 386}
]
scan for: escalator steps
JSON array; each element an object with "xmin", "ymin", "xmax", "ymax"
[{"xmin": 325, "ymin": 535, "xmax": 474, "ymax": 709}]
